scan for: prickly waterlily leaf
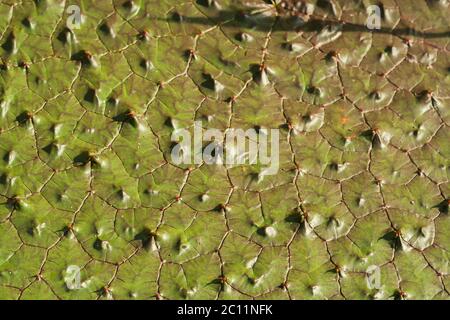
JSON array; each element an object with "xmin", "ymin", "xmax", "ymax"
[{"xmin": 0, "ymin": 0, "xmax": 448, "ymax": 300}]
